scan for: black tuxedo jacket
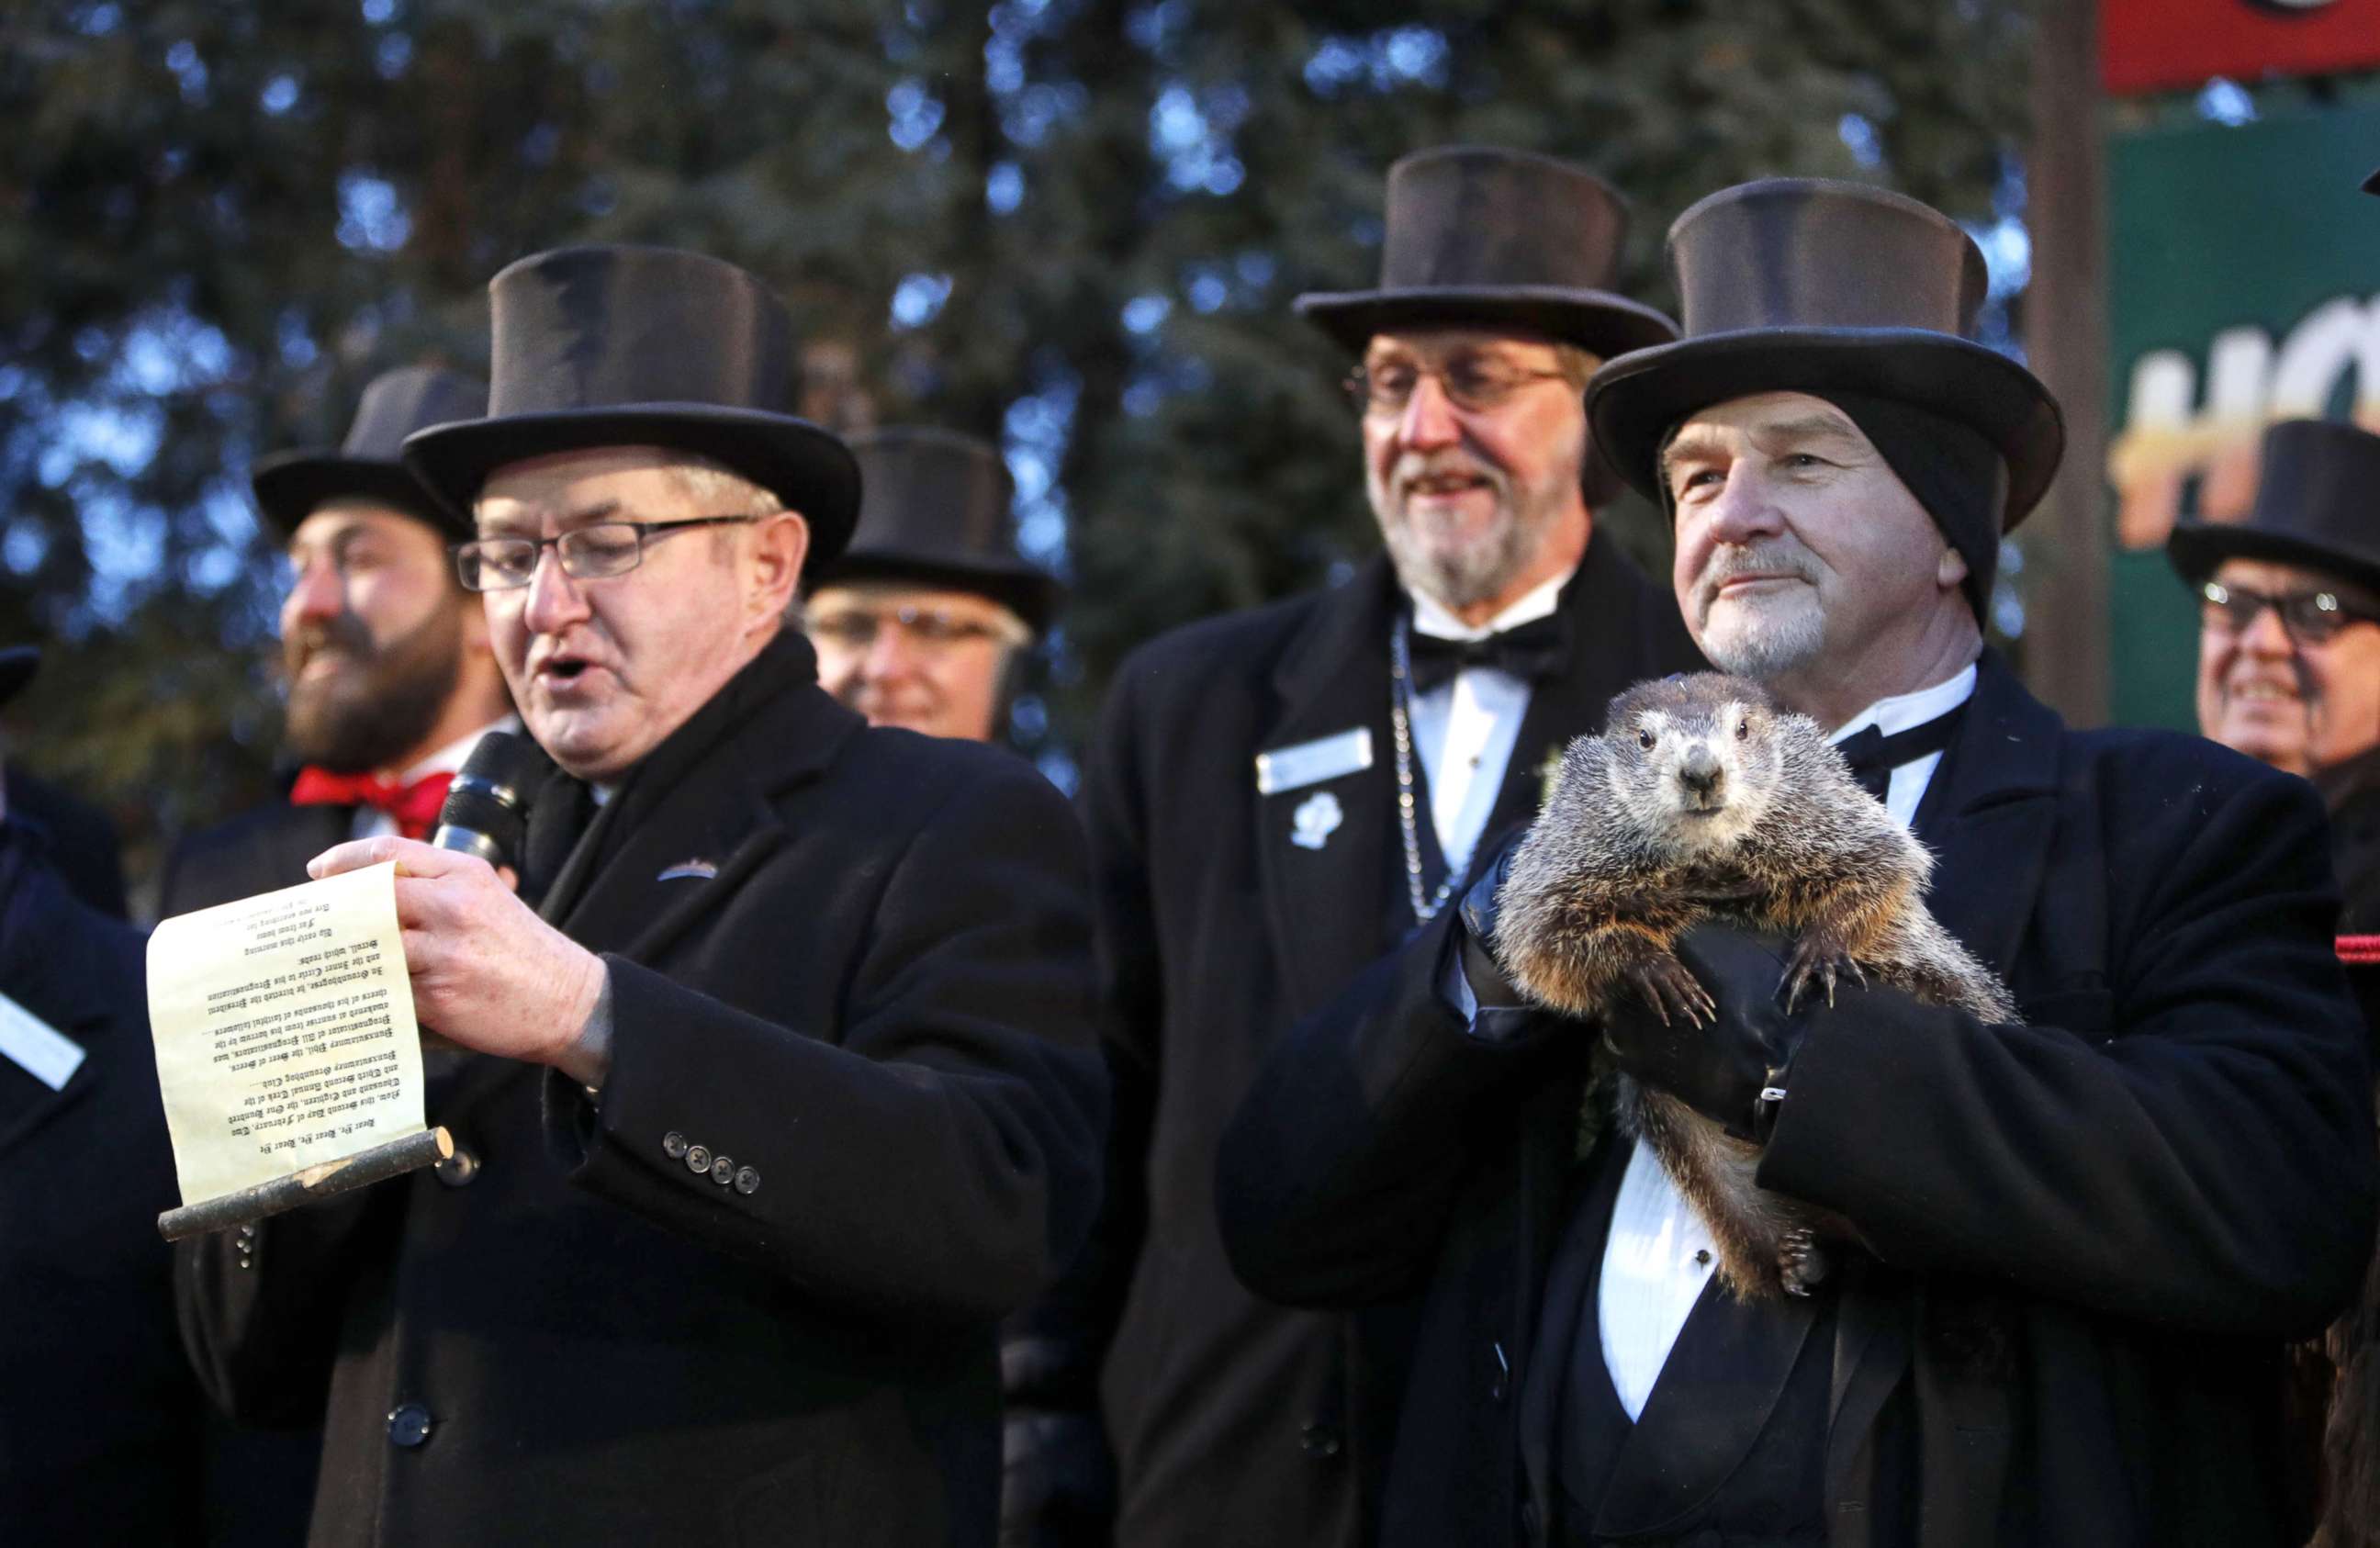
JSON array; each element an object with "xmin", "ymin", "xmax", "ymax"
[
  {"xmin": 1008, "ymin": 544, "xmax": 1700, "ymax": 1548},
  {"xmin": 159, "ymin": 793, "xmax": 352, "ymax": 920},
  {"xmin": 0, "ymin": 822, "xmax": 207, "ymax": 1544},
  {"xmin": 177, "ymin": 633, "xmax": 1106, "ymax": 1547},
  {"xmin": 1218, "ymin": 656, "xmax": 2378, "ymax": 1547}
]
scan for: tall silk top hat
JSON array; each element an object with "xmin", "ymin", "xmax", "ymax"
[
  {"xmin": 1293, "ymin": 145, "xmax": 1678, "ymax": 360},
  {"xmin": 251, "ymin": 365, "xmax": 487, "ymax": 542},
  {"xmin": 811, "ymin": 427, "xmax": 1065, "ymax": 634},
  {"xmin": 2167, "ymin": 418, "xmax": 2380, "ymax": 597},
  {"xmin": 1586, "ymin": 177, "xmax": 2066, "ymax": 525},
  {"xmin": 402, "ymin": 244, "xmax": 863, "ymax": 565}
]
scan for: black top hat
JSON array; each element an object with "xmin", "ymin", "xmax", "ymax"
[
  {"xmin": 1587, "ymin": 178, "xmax": 2066, "ymax": 526},
  {"xmin": 2364, "ymin": 166, "xmax": 2380, "ymax": 196},
  {"xmin": 809, "ymin": 428, "xmax": 1064, "ymax": 634},
  {"xmin": 1293, "ymin": 146, "xmax": 1678, "ymax": 360},
  {"xmin": 2168, "ymin": 419, "xmax": 2380, "ymax": 597},
  {"xmin": 0, "ymin": 645, "xmax": 37, "ymax": 710},
  {"xmin": 402, "ymin": 245, "xmax": 863, "ymax": 566},
  {"xmin": 251, "ymin": 365, "xmax": 487, "ymax": 542}
]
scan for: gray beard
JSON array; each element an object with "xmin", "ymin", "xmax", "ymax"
[{"xmin": 1699, "ymin": 605, "xmax": 1825, "ymax": 680}]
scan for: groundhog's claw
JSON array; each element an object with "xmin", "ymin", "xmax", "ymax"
[
  {"xmin": 1779, "ymin": 935, "xmax": 1863, "ymax": 1013},
  {"xmin": 1625, "ymin": 954, "xmax": 1715, "ymax": 1027}
]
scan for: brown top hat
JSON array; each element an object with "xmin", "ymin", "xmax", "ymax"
[
  {"xmin": 809, "ymin": 428, "xmax": 1064, "ymax": 634},
  {"xmin": 1293, "ymin": 146, "xmax": 1678, "ymax": 360},
  {"xmin": 251, "ymin": 365, "xmax": 487, "ymax": 542},
  {"xmin": 402, "ymin": 245, "xmax": 862, "ymax": 565},
  {"xmin": 1587, "ymin": 178, "xmax": 2066, "ymax": 526},
  {"xmin": 2168, "ymin": 418, "xmax": 2380, "ymax": 598}
]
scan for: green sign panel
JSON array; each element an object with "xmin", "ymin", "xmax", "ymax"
[{"xmin": 2104, "ymin": 102, "xmax": 2380, "ymax": 728}]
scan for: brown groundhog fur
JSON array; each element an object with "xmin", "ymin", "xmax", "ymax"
[{"xmin": 1493, "ymin": 671, "xmax": 2017, "ymax": 1299}]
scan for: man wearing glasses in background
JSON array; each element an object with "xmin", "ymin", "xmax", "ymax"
[
  {"xmin": 803, "ymin": 427, "xmax": 1061, "ymax": 745},
  {"xmin": 2173, "ymin": 418, "xmax": 2380, "ymax": 930},
  {"xmin": 1005, "ymin": 147, "xmax": 1699, "ymax": 1548},
  {"xmin": 178, "ymin": 245, "xmax": 1105, "ymax": 1547},
  {"xmin": 2172, "ymin": 415, "xmax": 2380, "ymax": 1546}
]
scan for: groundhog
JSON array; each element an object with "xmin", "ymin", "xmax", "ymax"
[{"xmin": 1492, "ymin": 671, "xmax": 2017, "ymax": 1299}]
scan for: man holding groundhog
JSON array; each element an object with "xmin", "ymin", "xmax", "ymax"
[{"xmin": 1220, "ymin": 178, "xmax": 2375, "ymax": 1545}]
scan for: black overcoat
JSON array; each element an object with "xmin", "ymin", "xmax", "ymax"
[
  {"xmin": 177, "ymin": 633, "xmax": 1107, "ymax": 1547},
  {"xmin": 1008, "ymin": 544, "xmax": 1700, "ymax": 1547},
  {"xmin": 1218, "ymin": 656, "xmax": 2379, "ymax": 1547},
  {"xmin": 0, "ymin": 822, "xmax": 207, "ymax": 1545}
]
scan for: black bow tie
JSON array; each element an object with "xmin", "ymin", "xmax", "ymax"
[
  {"xmin": 1837, "ymin": 705, "xmax": 1965, "ymax": 802},
  {"xmin": 1406, "ymin": 613, "xmax": 1570, "ymax": 694}
]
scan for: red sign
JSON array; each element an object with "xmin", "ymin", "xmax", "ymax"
[{"xmin": 2103, "ymin": 0, "xmax": 2380, "ymax": 95}]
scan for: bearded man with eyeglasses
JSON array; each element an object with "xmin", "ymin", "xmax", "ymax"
[
  {"xmin": 1002, "ymin": 148, "xmax": 1699, "ymax": 1548},
  {"xmin": 175, "ymin": 247, "xmax": 1105, "ymax": 1548}
]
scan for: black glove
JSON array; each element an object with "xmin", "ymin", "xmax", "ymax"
[
  {"xmin": 1454, "ymin": 833, "xmax": 1527, "ymax": 1010},
  {"xmin": 1600, "ymin": 923, "xmax": 1811, "ymax": 1141}
]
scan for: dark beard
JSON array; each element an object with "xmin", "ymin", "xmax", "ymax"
[{"xmin": 283, "ymin": 600, "xmax": 467, "ymax": 773}]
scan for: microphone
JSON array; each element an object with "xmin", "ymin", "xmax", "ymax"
[{"xmin": 430, "ymin": 732, "xmax": 555, "ymax": 872}]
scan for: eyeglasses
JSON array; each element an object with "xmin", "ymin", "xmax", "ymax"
[
  {"xmin": 452, "ymin": 516, "xmax": 757, "ymax": 592},
  {"xmin": 804, "ymin": 602, "xmax": 1028, "ymax": 654},
  {"xmin": 2199, "ymin": 579, "xmax": 2380, "ymax": 645},
  {"xmin": 1341, "ymin": 356, "xmax": 1574, "ymax": 418}
]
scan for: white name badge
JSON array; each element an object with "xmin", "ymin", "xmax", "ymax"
[
  {"xmin": 1255, "ymin": 727, "xmax": 1374, "ymax": 796},
  {"xmin": 0, "ymin": 989, "xmax": 86, "ymax": 1093}
]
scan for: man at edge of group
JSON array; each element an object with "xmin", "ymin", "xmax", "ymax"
[
  {"xmin": 803, "ymin": 425, "xmax": 1061, "ymax": 744},
  {"xmin": 2171, "ymin": 415, "xmax": 2380, "ymax": 1548},
  {"xmin": 1218, "ymin": 177, "xmax": 2376, "ymax": 1545},
  {"xmin": 0, "ymin": 647, "xmax": 202, "ymax": 1544},
  {"xmin": 161, "ymin": 364, "xmax": 512, "ymax": 919},
  {"xmin": 176, "ymin": 245, "xmax": 1106, "ymax": 1545},
  {"xmin": 1004, "ymin": 146, "xmax": 1700, "ymax": 1548}
]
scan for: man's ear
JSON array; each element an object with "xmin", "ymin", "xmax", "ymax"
[{"xmin": 747, "ymin": 511, "xmax": 811, "ymax": 628}]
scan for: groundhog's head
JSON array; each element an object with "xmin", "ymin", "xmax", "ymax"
[{"xmin": 1600, "ymin": 672, "xmax": 1803, "ymax": 859}]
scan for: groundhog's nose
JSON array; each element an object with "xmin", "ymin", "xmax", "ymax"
[{"xmin": 1678, "ymin": 746, "xmax": 1723, "ymax": 800}]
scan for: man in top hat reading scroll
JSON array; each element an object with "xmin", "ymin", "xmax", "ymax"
[
  {"xmin": 177, "ymin": 246, "xmax": 1105, "ymax": 1547},
  {"xmin": 803, "ymin": 426, "xmax": 1061, "ymax": 744},
  {"xmin": 1005, "ymin": 147, "xmax": 1699, "ymax": 1548},
  {"xmin": 1221, "ymin": 178, "xmax": 2374, "ymax": 1545},
  {"xmin": 162, "ymin": 365, "xmax": 512, "ymax": 919}
]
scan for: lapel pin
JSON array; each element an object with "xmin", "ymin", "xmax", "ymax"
[
  {"xmin": 656, "ymin": 858, "xmax": 718, "ymax": 882},
  {"xmin": 1290, "ymin": 791, "xmax": 1344, "ymax": 852}
]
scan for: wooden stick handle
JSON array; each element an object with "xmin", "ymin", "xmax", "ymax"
[{"xmin": 157, "ymin": 1127, "xmax": 454, "ymax": 1242}]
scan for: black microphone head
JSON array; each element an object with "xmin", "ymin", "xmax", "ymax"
[{"xmin": 431, "ymin": 731, "xmax": 555, "ymax": 870}]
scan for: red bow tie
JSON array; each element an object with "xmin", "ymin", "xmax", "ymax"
[{"xmin": 289, "ymin": 768, "xmax": 456, "ymax": 841}]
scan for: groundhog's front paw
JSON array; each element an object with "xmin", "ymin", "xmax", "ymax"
[
  {"xmin": 1623, "ymin": 951, "xmax": 1716, "ymax": 1027},
  {"xmin": 1779, "ymin": 930, "xmax": 1868, "ymax": 1012}
]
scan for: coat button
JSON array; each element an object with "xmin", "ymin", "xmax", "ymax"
[
  {"xmin": 709, "ymin": 1155, "xmax": 735, "ymax": 1185},
  {"xmin": 684, "ymin": 1144, "xmax": 712, "ymax": 1173},
  {"xmin": 434, "ymin": 1148, "xmax": 479, "ymax": 1188},
  {"xmin": 734, "ymin": 1166, "xmax": 760, "ymax": 1195},
  {"xmin": 387, "ymin": 1403, "xmax": 433, "ymax": 1449},
  {"xmin": 1299, "ymin": 1422, "xmax": 1342, "ymax": 1460},
  {"xmin": 662, "ymin": 1132, "xmax": 688, "ymax": 1160}
]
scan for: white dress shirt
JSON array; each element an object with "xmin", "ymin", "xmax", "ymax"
[
  {"xmin": 1598, "ymin": 662, "xmax": 1979, "ymax": 1419},
  {"xmin": 348, "ymin": 716, "xmax": 521, "ymax": 841},
  {"xmin": 1407, "ymin": 568, "xmax": 1569, "ymax": 881}
]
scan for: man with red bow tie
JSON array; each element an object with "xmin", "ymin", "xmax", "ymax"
[{"xmin": 161, "ymin": 365, "xmax": 514, "ymax": 914}]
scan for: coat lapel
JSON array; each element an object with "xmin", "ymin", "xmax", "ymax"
[
  {"xmin": 1255, "ymin": 558, "xmax": 1405, "ymax": 1018},
  {"xmin": 1912, "ymin": 654, "xmax": 2066, "ymax": 985},
  {"xmin": 547, "ymin": 668, "xmax": 855, "ymax": 964}
]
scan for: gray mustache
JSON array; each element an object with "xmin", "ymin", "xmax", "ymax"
[{"xmin": 1699, "ymin": 547, "xmax": 1818, "ymax": 588}]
